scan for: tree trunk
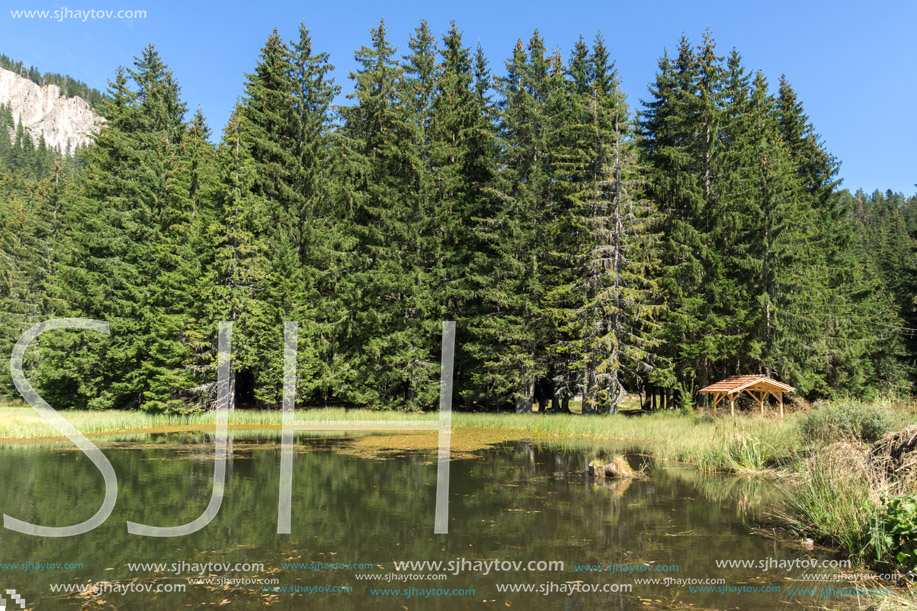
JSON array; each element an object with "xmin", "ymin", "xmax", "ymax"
[
  {"xmin": 583, "ymin": 368, "xmax": 595, "ymax": 414},
  {"xmin": 606, "ymin": 386, "xmax": 625, "ymax": 415},
  {"xmin": 515, "ymin": 379, "xmax": 534, "ymax": 413},
  {"xmin": 697, "ymin": 360, "xmax": 708, "ymax": 409},
  {"xmin": 227, "ymin": 369, "xmax": 236, "ymax": 412}
]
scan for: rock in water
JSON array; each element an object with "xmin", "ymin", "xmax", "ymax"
[{"xmin": 588, "ymin": 456, "xmax": 637, "ymax": 479}]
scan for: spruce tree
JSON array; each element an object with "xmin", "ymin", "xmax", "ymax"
[
  {"xmin": 776, "ymin": 78, "xmax": 907, "ymax": 396},
  {"xmin": 719, "ymin": 62, "xmax": 821, "ymax": 390},
  {"xmin": 639, "ymin": 34, "xmax": 726, "ymax": 402},
  {"xmin": 225, "ymin": 28, "xmax": 332, "ymax": 407},
  {"xmin": 40, "ymin": 47, "xmax": 204, "ymax": 411},
  {"xmin": 850, "ymin": 189, "xmax": 916, "ymax": 387},
  {"xmin": 553, "ymin": 36, "xmax": 663, "ymax": 414},
  {"xmin": 0, "ymin": 162, "xmax": 65, "ymax": 398},
  {"xmin": 205, "ymin": 109, "xmax": 272, "ymax": 410},
  {"xmin": 289, "ymin": 23, "xmax": 342, "ymax": 404},
  {"xmin": 131, "ymin": 47, "xmax": 203, "ymax": 411},
  {"xmin": 474, "ymin": 33, "xmax": 563, "ymax": 412},
  {"xmin": 338, "ymin": 20, "xmax": 437, "ymax": 409},
  {"xmin": 427, "ymin": 23, "xmax": 498, "ymax": 406}
]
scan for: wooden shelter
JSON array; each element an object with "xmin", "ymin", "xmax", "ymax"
[{"xmin": 698, "ymin": 375, "xmax": 795, "ymax": 417}]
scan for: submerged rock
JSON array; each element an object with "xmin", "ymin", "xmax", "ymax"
[{"xmin": 588, "ymin": 456, "xmax": 638, "ymax": 479}]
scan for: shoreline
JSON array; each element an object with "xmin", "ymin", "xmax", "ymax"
[{"xmin": 1, "ymin": 404, "xmax": 915, "ymax": 594}]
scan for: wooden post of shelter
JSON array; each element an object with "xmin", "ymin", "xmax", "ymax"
[{"xmin": 698, "ymin": 375, "xmax": 795, "ymax": 418}]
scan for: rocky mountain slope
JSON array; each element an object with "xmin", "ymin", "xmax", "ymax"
[{"xmin": 0, "ymin": 66, "xmax": 101, "ymax": 155}]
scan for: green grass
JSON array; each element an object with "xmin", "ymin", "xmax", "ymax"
[
  {"xmin": 0, "ymin": 404, "xmax": 804, "ymax": 475},
  {"xmin": 452, "ymin": 409, "xmax": 801, "ymax": 472},
  {"xmin": 780, "ymin": 443, "xmax": 885, "ymax": 565},
  {"xmin": 0, "ymin": 406, "xmax": 442, "ymax": 440}
]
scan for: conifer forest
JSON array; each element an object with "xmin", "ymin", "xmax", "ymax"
[{"xmin": 2, "ymin": 22, "xmax": 915, "ymax": 414}]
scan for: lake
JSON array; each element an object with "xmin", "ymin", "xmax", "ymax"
[{"xmin": 0, "ymin": 432, "xmax": 870, "ymax": 609}]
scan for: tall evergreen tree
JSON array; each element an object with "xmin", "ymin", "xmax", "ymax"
[
  {"xmin": 776, "ymin": 78, "xmax": 908, "ymax": 396},
  {"xmin": 427, "ymin": 23, "xmax": 498, "ymax": 405},
  {"xmin": 41, "ymin": 47, "xmax": 204, "ymax": 411},
  {"xmin": 718, "ymin": 61, "xmax": 821, "ymax": 389},
  {"xmin": 222, "ymin": 29, "xmax": 333, "ymax": 407},
  {"xmin": 638, "ymin": 33, "xmax": 727, "ymax": 402},
  {"xmin": 288, "ymin": 23, "xmax": 343, "ymax": 404},
  {"xmin": 473, "ymin": 32, "xmax": 565, "ymax": 412},
  {"xmin": 205, "ymin": 109, "xmax": 272, "ymax": 410},
  {"xmin": 851, "ymin": 189, "xmax": 917, "ymax": 386},
  {"xmin": 551, "ymin": 36, "xmax": 663, "ymax": 414},
  {"xmin": 0, "ymin": 162, "xmax": 67, "ymax": 398},
  {"xmin": 337, "ymin": 20, "xmax": 437, "ymax": 409}
]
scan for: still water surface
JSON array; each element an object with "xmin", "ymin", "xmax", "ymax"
[{"xmin": 0, "ymin": 433, "xmax": 868, "ymax": 609}]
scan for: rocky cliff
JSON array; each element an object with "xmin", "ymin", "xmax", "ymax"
[{"xmin": 0, "ymin": 66, "xmax": 102, "ymax": 155}]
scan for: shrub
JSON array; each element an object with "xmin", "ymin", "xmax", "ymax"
[
  {"xmin": 674, "ymin": 379, "xmax": 696, "ymax": 413},
  {"xmin": 874, "ymin": 495, "xmax": 917, "ymax": 569},
  {"xmin": 799, "ymin": 400, "xmax": 893, "ymax": 443}
]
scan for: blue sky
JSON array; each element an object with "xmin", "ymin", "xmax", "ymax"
[{"xmin": 2, "ymin": 0, "xmax": 914, "ymax": 194}]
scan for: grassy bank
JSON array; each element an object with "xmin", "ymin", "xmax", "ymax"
[
  {"xmin": 0, "ymin": 404, "xmax": 809, "ymax": 462},
  {"xmin": 0, "ymin": 406, "xmax": 442, "ymax": 441},
  {"xmin": 1, "ymin": 400, "xmax": 916, "ymax": 579},
  {"xmin": 0, "ymin": 401, "xmax": 904, "ymax": 472},
  {"xmin": 0, "ymin": 406, "xmax": 813, "ymax": 476}
]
